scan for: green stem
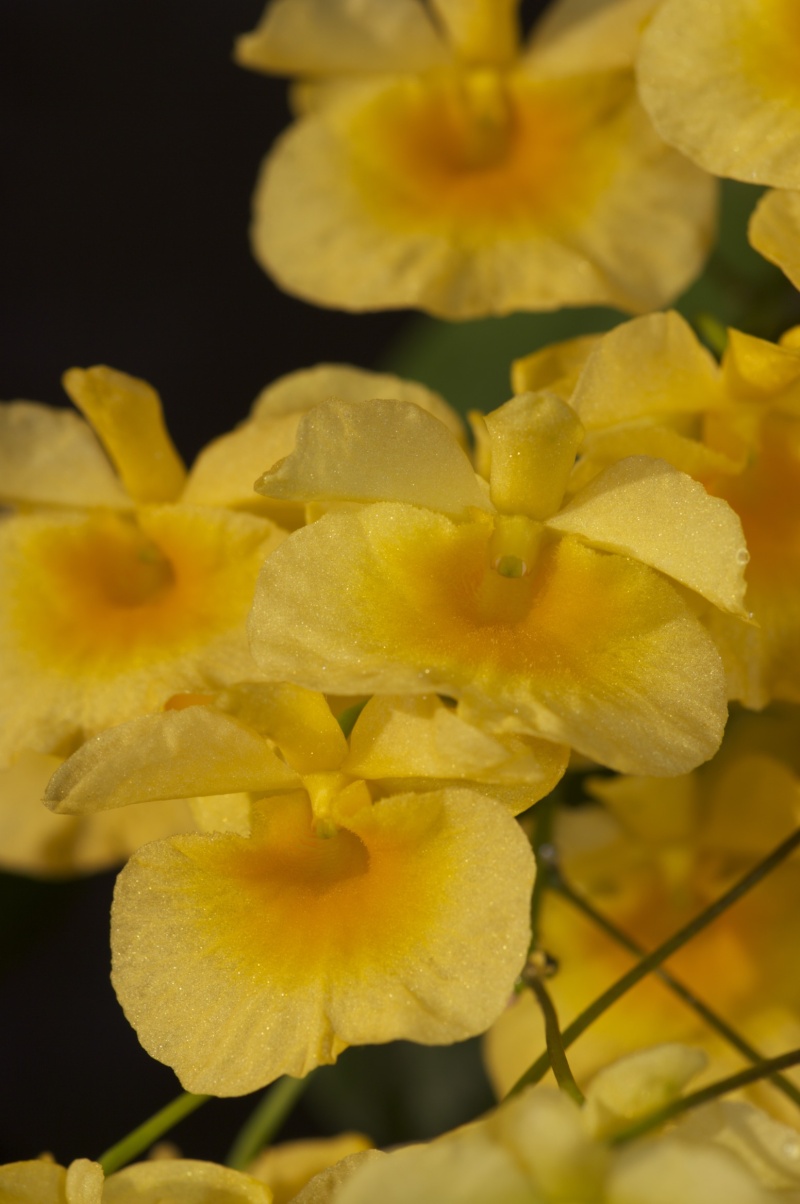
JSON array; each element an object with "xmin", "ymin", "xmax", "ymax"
[
  {"xmin": 98, "ymin": 1091, "xmax": 211, "ymax": 1175},
  {"xmin": 226, "ymin": 1075, "xmax": 309, "ymax": 1171},
  {"xmin": 508, "ymin": 825, "xmax": 800, "ymax": 1097},
  {"xmin": 610, "ymin": 1047, "xmax": 800, "ymax": 1147},
  {"xmin": 554, "ymin": 876, "xmax": 800, "ymax": 1113},
  {"xmin": 525, "ymin": 972, "xmax": 584, "ymax": 1106}
]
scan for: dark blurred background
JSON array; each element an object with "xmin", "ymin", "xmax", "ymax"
[{"xmin": 1, "ymin": 0, "xmax": 789, "ymax": 1172}]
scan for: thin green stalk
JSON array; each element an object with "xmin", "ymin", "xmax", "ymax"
[
  {"xmin": 226, "ymin": 1075, "xmax": 309, "ymax": 1171},
  {"xmin": 98, "ymin": 1092, "xmax": 211, "ymax": 1175},
  {"xmin": 525, "ymin": 972, "xmax": 584, "ymax": 1106},
  {"xmin": 554, "ymin": 876, "xmax": 800, "ymax": 1113},
  {"xmin": 509, "ymin": 826, "xmax": 800, "ymax": 1097},
  {"xmin": 610, "ymin": 1047, "xmax": 800, "ymax": 1147}
]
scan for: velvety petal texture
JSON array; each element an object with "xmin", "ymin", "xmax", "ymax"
[
  {"xmin": 111, "ymin": 786, "xmax": 534, "ymax": 1094},
  {"xmin": 249, "ymin": 503, "xmax": 728, "ymax": 775},
  {"xmin": 256, "ymin": 398, "xmax": 488, "ymax": 516},
  {"xmin": 638, "ymin": 0, "xmax": 800, "ymax": 186},
  {"xmin": 550, "ymin": 313, "xmax": 800, "ymax": 706},
  {"xmin": 182, "ymin": 364, "xmax": 463, "ymax": 517},
  {"xmin": 47, "ymin": 683, "xmax": 565, "ymax": 820},
  {"xmin": 0, "ymin": 505, "xmax": 283, "ymax": 766}
]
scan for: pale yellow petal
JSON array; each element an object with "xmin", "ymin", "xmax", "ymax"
[
  {"xmin": 330, "ymin": 1129, "xmax": 534, "ymax": 1204},
  {"xmin": 290, "ymin": 1152, "xmax": 384, "ymax": 1204},
  {"xmin": 570, "ymin": 311, "xmax": 723, "ymax": 429},
  {"xmin": 250, "ymin": 363, "xmax": 464, "ymax": 442},
  {"xmin": 510, "ymin": 333, "xmax": 601, "ymax": 399},
  {"xmin": 111, "ymin": 788, "xmax": 533, "ymax": 1095},
  {"xmin": 547, "ymin": 456, "xmax": 749, "ymax": 613},
  {"xmin": 484, "ymin": 392, "xmax": 584, "ymax": 519},
  {"xmin": 252, "ymin": 74, "xmax": 715, "ymax": 317},
  {"xmin": 0, "ymin": 750, "xmax": 193, "ymax": 877},
  {"xmin": 584, "ymin": 1044, "xmax": 706, "ymax": 1139},
  {"xmin": 255, "ymin": 399, "xmax": 488, "ymax": 516},
  {"xmin": 749, "ymin": 188, "xmax": 800, "ymax": 290},
  {"xmin": 429, "ymin": 0, "xmax": 520, "ymax": 65},
  {"xmin": 637, "ymin": 0, "xmax": 800, "ymax": 187},
  {"xmin": 217, "ymin": 682, "xmax": 348, "ymax": 773},
  {"xmin": 249, "ymin": 1135, "xmax": 372, "ymax": 1204},
  {"xmin": 0, "ymin": 402, "xmax": 129, "ymax": 510},
  {"xmin": 64, "ymin": 1161, "xmax": 104, "ymax": 1204},
  {"xmin": 609, "ymin": 1139, "xmax": 774, "ymax": 1204},
  {"xmin": 573, "ymin": 425, "xmax": 742, "ymax": 493},
  {"xmin": 102, "ymin": 1160, "xmax": 273, "ymax": 1203},
  {"xmin": 0, "ymin": 1161, "xmax": 69, "ymax": 1203},
  {"xmin": 181, "ymin": 415, "xmax": 304, "ymax": 521},
  {"xmin": 62, "ymin": 366, "xmax": 186, "ymax": 504},
  {"xmin": 342, "ymin": 694, "xmax": 568, "ymax": 811},
  {"xmin": 722, "ymin": 328, "xmax": 800, "ymax": 400},
  {"xmin": 249, "ymin": 504, "xmax": 727, "ymax": 775},
  {"xmin": 189, "ymin": 793, "xmax": 253, "ymax": 837},
  {"xmin": 677, "ymin": 1099, "xmax": 800, "ymax": 1190},
  {"xmin": 45, "ymin": 706, "xmax": 298, "ymax": 814},
  {"xmin": 0, "ymin": 505, "xmax": 283, "ymax": 766},
  {"xmin": 184, "ymin": 366, "xmax": 463, "ymax": 518},
  {"xmin": 234, "ymin": 0, "xmax": 448, "ymax": 76},
  {"xmin": 528, "ymin": 0, "xmax": 657, "ymax": 76}
]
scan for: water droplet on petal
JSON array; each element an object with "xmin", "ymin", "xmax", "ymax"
[{"xmin": 736, "ymin": 547, "xmax": 750, "ymax": 565}]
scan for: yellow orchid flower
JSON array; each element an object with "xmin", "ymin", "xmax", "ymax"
[
  {"xmin": 486, "ymin": 705, "xmax": 800, "ymax": 1122},
  {"xmin": 235, "ymin": 0, "xmax": 713, "ymax": 316},
  {"xmin": 47, "ymin": 684, "xmax": 536, "ymax": 1095},
  {"xmin": 638, "ymin": 0, "xmax": 800, "ymax": 188},
  {"xmin": 0, "ymin": 1157, "xmax": 273, "ymax": 1202},
  {"xmin": 0, "ymin": 365, "xmax": 291, "ymax": 875},
  {"xmin": 298, "ymin": 1045, "xmax": 800, "ymax": 1202},
  {"xmin": 249, "ymin": 392, "xmax": 748, "ymax": 776},
  {"xmin": 0, "ymin": 365, "xmax": 287, "ymax": 768},
  {"xmin": 545, "ymin": 311, "xmax": 800, "ymax": 707}
]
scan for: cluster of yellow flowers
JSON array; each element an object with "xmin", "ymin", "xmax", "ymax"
[{"xmin": 6, "ymin": 0, "xmax": 800, "ymax": 1200}]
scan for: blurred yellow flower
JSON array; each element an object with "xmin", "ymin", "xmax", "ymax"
[
  {"xmin": 535, "ymin": 311, "xmax": 800, "ymax": 707},
  {"xmin": 304, "ymin": 1044, "xmax": 800, "ymax": 1202},
  {"xmin": 638, "ymin": 0, "xmax": 800, "ymax": 187},
  {"xmin": 249, "ymin": 1133, "xmax": 372, "ymax": 1204},
  {"xmin": 250, "ymin": 392, "xmax": 747, "ymax": 775},
  {"xmin": 236, "ymin": 0, "xmax": 714, "ymax": 316},
  {"xmin": 0, "ymin": 365, "xmax": 286, "ymax": 875},
  {"xmin": 49, "ymin": 684, "xmax": 536, "ymax": 1094},
  {"xmin": 0, "ymin": 1157, "xmax": 273, "ymax": 1202},
  {"xmin": 486, "ymin": 705, "xmax": 800, "ymax": 1121}
]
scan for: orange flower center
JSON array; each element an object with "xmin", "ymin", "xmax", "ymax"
[{"xmin": 347, "ymin": 68, "xmax": 627, "ymax": 243}]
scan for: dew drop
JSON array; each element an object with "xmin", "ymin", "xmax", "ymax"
[{"xmin": 736, "ymin": 548, "xmax": 750, "ymax": 565}]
